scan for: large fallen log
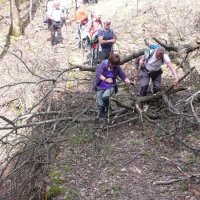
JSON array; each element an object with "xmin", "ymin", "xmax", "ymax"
[
  {"xmin": 69, "ymin": 37, "xmax": 200, "ymax": 73},
  {"xmin": 153, "ymin": 37, "xmax": 200, "ymax": 53}
]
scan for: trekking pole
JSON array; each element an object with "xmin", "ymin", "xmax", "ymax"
[
  {"xmin": 106, "ymin": 87, "xmax": 112, "ymax": 140},
  {"xmin": 108, "ymin": 87, "xmax": 113, "ymax": 124}
]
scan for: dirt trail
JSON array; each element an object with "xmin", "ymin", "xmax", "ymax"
[
  {"xmin": 0, "ymin": 0, "xmax": 200, "ymax": 200},
  {"xmin": 0, "ymin": 0, "xmax": 133, "ymax": 115}
]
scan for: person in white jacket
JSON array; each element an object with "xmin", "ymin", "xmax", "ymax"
[
  {"xmin": 59, "ymin": 0, "xmax": 70, "ymax": 26},
  {"xmin": 47, "ymin": 1, "xmax": 64, "ymax": 46}
]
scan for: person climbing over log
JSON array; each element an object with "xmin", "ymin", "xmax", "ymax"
[
  {"xmin": 137, "ymin": 46, "xmax": 179, "ymax": 111},
  {"xmin": 93, "ymin": 53, "xmax": 133, "ymax": 128}
]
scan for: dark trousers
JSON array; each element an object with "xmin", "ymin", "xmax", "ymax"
[
  {"xmin": 98, "ymin": 49, "xmax": 112, "ymax": 63},
  {"xmin": 51, "ymin": 22, "xmax": 63, "ymax": 46},
  {"xmin": 139, "ymin": 67, "xmax": 163, "ymax": 96},
  {"xmin": 47, "ymin": 19, "xmax": 52, "ymax": 30}
]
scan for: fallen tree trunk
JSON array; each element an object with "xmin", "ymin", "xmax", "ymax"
[
  {"xmin": 153, "ymin": 37, "xmax": 200, "ymax": 53},
  {"xmin": 70, "ymin": 37, "xmax": 200, "ymax": 72}
]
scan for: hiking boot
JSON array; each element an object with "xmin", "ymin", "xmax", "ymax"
[
  {"xmin": 51, "ymin": 42, "xmax": 56, "ymax": 46},
  {"xmin": 98, "ymin": 118, "xmax": 106, "ymax": 129}
]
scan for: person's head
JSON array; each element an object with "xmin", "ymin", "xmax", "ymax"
[
  {"xmin": 108, "ymin": 53, "xmax": 120, "ymax": 68},
  {"xmin": 103, "ymin": 18, "xmax": 111, "ymax": 30},
  {"xmin": 155, "ymin": 47, "xmax": 165, "ymax": 59},
  {"xmin": 53, "ymin": 1, "xmax": 60, "ymax": 9},
  {"xmin": 95, "ymin": 10, "xmax": 101, "ymax": 20}
]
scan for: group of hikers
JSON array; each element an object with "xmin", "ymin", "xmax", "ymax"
[
  {"xmin": 44, "ymin": 0, "xmax": 179, "ymax": 128},
  {"xmin": 93, "ymin": 41, "xmax": 179, "ymax": 128},
  {"xmin": 44, "ymin": 0, "xmax": 116, "ymax": 63}
]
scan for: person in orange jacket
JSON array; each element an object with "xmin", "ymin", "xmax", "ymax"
[
  {"xmin": 70, "ymin": 5, "xmax": 88, "ymax": 23},
  {"xmin": 69, "ymin": 5, "xmax": 89, "ymax": 48}
]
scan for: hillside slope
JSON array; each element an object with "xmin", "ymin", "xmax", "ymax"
[{"xmin": 0, "ymin": 0, "xmax": 200, "ymax": 200}]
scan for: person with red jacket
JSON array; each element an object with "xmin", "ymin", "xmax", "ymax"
[{"xmin": 86, "ymin": 11, "xmax": 102, "ymax": 43}]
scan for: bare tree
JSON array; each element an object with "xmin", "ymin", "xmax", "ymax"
[
  {"xmin": 0, "ymin": 0, "xmax": 200, "ymax": 199},
  {"xmin": 9, "ymin": 0, "xmax": 22, "ymax": 37}
]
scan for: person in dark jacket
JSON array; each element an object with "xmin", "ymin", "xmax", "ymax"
[
  {"xmin": 94, "ymin": 53, "xmax": 133, "ymax": 127},
  {"xmin": 97, "ymin": 18, "xmax": 116, "ymax": 63}
]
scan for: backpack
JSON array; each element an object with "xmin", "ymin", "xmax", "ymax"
[
  {"xmin": 145, "ymin": 48, "xmax": 164, "ymax": 64},
  {"xmin": 135, "ymin": 46, "xmax": 164, "ymax": 67}
]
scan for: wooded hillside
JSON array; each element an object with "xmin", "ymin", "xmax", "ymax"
[{"xmin": 0, "ymin": 0, "xmax": 200, "ymax": 199}]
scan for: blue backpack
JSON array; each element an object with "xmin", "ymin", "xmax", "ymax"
[
  {"xmin": 136, "ymin": 44, "xmax": 164, "ymax": 66},
  {"xmin": 144, "ymin": 45, "xmax": 164, "ymax": 64}
]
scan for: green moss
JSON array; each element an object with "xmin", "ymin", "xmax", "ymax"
[
  {"xmin": 11, "ymin": 26, "xmax": 22, "ymax": 37},
  {"xmin": 7, "ymin": 101, "xmax": 24, "ymax": 116},
  {"xmin": 143, "ymin": 150, "xmax": 151, "ymax": 159},
  {"xmin": 9, "ymin": 18, "xmax": 23, "ymax": 38},
  {"xmin": 183, "ymin": 129, "xmax": 193, "ymax": 136},
  {"xmin": 16, "ymin": 0, "xmax": 26, "ymax": 5},
  {"xmin": 50, "ymin": 171, "xmax": 64, "ymax": 184},
  {"xmin": 181, "ymin": 155, "xmax": 198, "ymax": 171},
  {"xmin": 46, "ymin": 185, "xmax": 65, "ymax": 199},
  {"xmin": 54, "ymin": 177, "xmax": 64, "ymax": 184},
  {"xmin": 50, "ymin": 171, "xmax": 61, "ymax": 178}
]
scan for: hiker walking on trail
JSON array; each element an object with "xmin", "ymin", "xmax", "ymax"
[
  {"xmin": 138, "ymin": 47, "xmax": 179, "ymax": 97},
  {"xmin": 47, "ymin": 1, "xmax": 64, "ymax": 46},
  {"xmin": 74, "ymin": 0, "xmax": 83, "ymax": 11},
  {"xmin": 45, "ymin": 0, "xmax": 55, "ymax": 30},
  {"xmin": 59, "ymin": 0, "xmax": 70, "ymax": 26},
  {"xmin": 86, "ymin": 10, "xmax": 102, "ymax": 43},
  {"xmin": 94, "ymin": 53, "xmax": 133, "ymax": 128},
  {"xmin": 97, "ymin": 18, "xmax": 117, "ymax": 63},
  {"xmin": 69, "ymin": 5, "xmax": 88, "ymax": 48}
]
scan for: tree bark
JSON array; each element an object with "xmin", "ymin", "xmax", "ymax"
[
  {"xmin": 29, "ymin": 0, "xmax": 33, "ymax": 24},
  {"xmin": 9, "ymin": 0, "xmax": 22, "ymax": 37},
  {"xmin": 153, "ymin": 37, "xmax": 200, "ymax": 53},
  {"xmin": 120, "ymin": 37, "xmax": 200, "ymax": 66}
]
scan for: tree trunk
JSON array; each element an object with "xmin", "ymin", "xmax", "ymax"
[
  {"xmin": 9, "ymin": 0, "xmax": 22, "ymax": 37},
  {"xmin": 29, "ymin": 0, "xmax": 33, "ymax": 24}
]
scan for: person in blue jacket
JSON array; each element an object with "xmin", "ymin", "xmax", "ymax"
[{"xmin": 97, "ymin": 18, "xmax": 116, "ymax": 63}]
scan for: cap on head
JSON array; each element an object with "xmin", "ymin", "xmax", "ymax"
[
  {"xmin": 103, "ymin": 17, "xmax": 111, "ymax": 24},
  {"xmin": 157, "ymin": 47, "xmax": 165, "ymax": 53}
]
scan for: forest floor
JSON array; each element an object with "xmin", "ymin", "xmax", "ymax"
[{"xmin": 0, "ymin": 0, "xmax": 200, "ymax": 200}]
